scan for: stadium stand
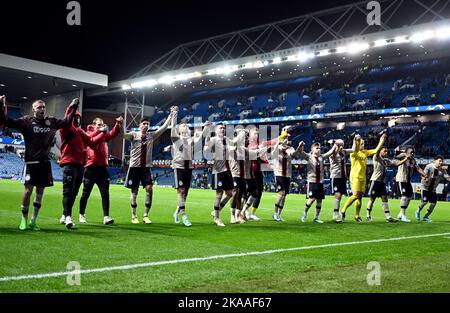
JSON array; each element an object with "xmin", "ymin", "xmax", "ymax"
[
  {"xmin": 0, "ymin": 151, "xmax": 23, "ymax": 179},
  {"xmin": 168, "ymin": 59, "xmax": 450, "ymax": 123}
]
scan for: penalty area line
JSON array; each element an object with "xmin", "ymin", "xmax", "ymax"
[{"xmin": 1, "ymin": 232, "xmax": 449, "ymax": 283}]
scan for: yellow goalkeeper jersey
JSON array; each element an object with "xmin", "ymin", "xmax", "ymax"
[{"xmin": 349, "ymin": 138, "xmax": 385, "ymax": 182}]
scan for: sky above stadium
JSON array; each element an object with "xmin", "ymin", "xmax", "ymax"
[{"xmin": 1, "ymin": 0, "xmax": 357, "ymax": 82}]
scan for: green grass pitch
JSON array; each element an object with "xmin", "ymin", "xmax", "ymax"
[{"xmin": 0, "ymin": 179, "xmax": 449, "ymax": 293}]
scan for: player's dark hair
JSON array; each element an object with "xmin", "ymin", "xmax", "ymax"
[
  {"xmin": 140, "ymin": 118, "xmax": 149, "ymax": 124},
  {"xmin": 377, "ymin": 146, "xmax": 388, "ymax": 157},
  {"xmin": 435, "ymin": 155, "xmax": 444, "ymax": 161}
]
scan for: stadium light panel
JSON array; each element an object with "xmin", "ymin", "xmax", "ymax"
[
  {"xmin": 158, "ymin": 76, "xmax": 175, "ymax": 85},
  {"xmin": 436, "ymin": 27, "xmax": 450, "ymax": 39},
  {"xmin": 336, "ymin": 46, "xmax": 348, "ymax": 53},
  {"xmin": 253, "ymin": 60, "xmax": 265, "ymax": 68},
  {"xmin": 124, "ymin": 25, "xmax": 450, "ymax": 91},
  {"xmin": 374, "ymin": 39, "xmax": 389, "ymax": 47},
  {"xmin": 318, "ymin": 49, "xmax": 330, "ymax": 56},
  {"xmin": 207, "ymin": 68, "xmax": 221, "ymax": 75},
  {"xmin": 222, "ymin": 67, "xmax": 233, "ymax": 75},
  {"xmin": 297, "ymin": 52, "xmax": 314, "ymax": 62},
  {"xmin": 287, "ymin": 55, "xmax": 297, "ymax": 61},
  {"xmin": 410, "ymin": 30, "xmax": 435, "ymax": 43},
  {"xmin": 347, "ymin": 43, "xmax": 369, "ymax": 54},
  {"xmin": 394, "ymin": 36, "xmax": 409, "ymax": 44},
  {"xmin": 176, "ymin": 74, "xmax": 189, "ymax": 81},
  {"xmin": 272, "ymin": 57, "xmax": 282, "ymax": 64}
]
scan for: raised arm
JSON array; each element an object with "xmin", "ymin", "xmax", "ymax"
[
  {"xmin": 390, "ymin": 156, "xmax": 409, "ymax": 167},
  {"xmin": 170, "ymin": 111, "xmax": 179, "ymax": 143},
  {"xmin": 193, "ymin": 121, "xmax": 211, "ymax": 145},
  {"xmin": 123, "ymin": 121, "xmax": 134, "ymax": 141},
  {"xmin": 343, "ymin": 137, "xmax": 357, "ymax": 154},
  {"xmin": 105, "ymin": 116, "xmax": 123, "ymax": 141},
  {"xmin": 123, "ymin": 130, "xmax": 134, "ymax": 141},
  {"xmin": 297, "ymin": 141, "xmax": 310, "ymax": 159},
  {"xmin": 0, "ymin": 96, "xmax": 25, "ymax": 131},
  {"xmin": 53, "ymin": 99, "xmax": 79, "ymax": 129},
  {"xmin": 366, "ymin": 134, "xmax": 386, "ymax": 157},
  {"xmin": 153, "ymin": 106, "xmax": 177, "ymax": 140},
  {"xmin": 204, "ymin": 136, "xmax": 216, "ymax": 153},
  {"xmin": 76, "ymin": 128, "xmax": 105, "ymax": 148},
  {"xmin": 231, "ymin": 129, "xmax": 247, "ymax": 148},
  {"xmin": 322, "ymin": 144, "xmax": 337, "ymax": 159},
  {"xmin": 292, "ymin": 142, "xmax": 305, "ymax": 158}
]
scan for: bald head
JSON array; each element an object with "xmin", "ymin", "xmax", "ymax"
[{"xmin": 32, "ymin": 100, "xmax": 46, "ymax": 119}]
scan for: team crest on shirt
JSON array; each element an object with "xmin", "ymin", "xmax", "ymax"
[
  {"xmin": 45, "ymin": 120, "xmax": 51, "ymax": 126},
  {"xmin": 25, "ymin": 174, "xmax": 31, "ymax": 181}
]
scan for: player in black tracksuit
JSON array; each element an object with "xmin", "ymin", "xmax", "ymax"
[{"xmin": 0, "ymin": 95, "xmax": 78, "ymax": 231}]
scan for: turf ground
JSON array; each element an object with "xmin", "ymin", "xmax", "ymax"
[{"xmin": 0, "ymin": 179, "xmax": 449, "ymax": 293}]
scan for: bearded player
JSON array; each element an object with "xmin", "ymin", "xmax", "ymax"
[{"xmin": 0, "ymin": 95, "xmax": 78, "ymax": 231}]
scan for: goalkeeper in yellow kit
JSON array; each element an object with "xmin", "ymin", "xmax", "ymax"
[{"xmin": 338, "ymin": 132, "xmax": 387, "ymax": 223}]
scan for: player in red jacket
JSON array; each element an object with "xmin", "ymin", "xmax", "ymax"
[
  {"xmin": 78, "ymin": 116, "xmax": 123, "ymax": 225},
  {"xmin": 58, "ymin": 106, "xmax": 106, "ymax": 229}
]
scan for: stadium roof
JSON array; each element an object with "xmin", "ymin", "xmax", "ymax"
[
  {"xmin": 89, "ymin": 0, "xmax": 450, "ymax": 98},
  {"xmin": 0, "ymin": 54, "xmax": 108, "ymax": 103}
]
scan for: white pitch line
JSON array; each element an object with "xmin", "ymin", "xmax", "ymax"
[{"xmin": 1, "ymin": 232, "xmax": 449, "ymax": 283}]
